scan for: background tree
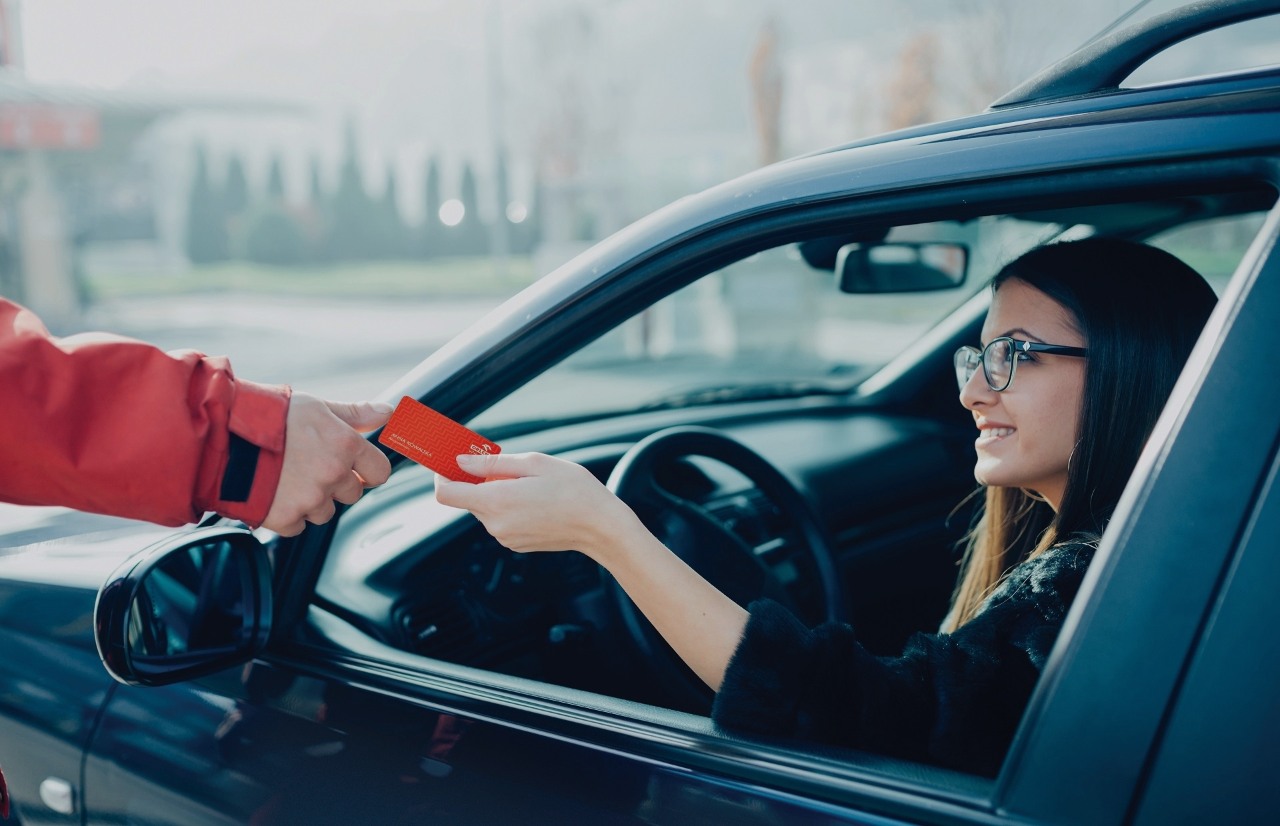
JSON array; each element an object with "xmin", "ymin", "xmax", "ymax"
[
  {"xmin": 222, "ymin": 153, "xmax": 251, "ymax": 258},
  {"xmin": 266, "ymin": 153, "xmax": 287, "ymax": 202},
  {"xmin": 886, "ymin": 32, "xmax": 939, "ymax": 130},
  {"xmin": 748, "ymin": 18, "xmax": 783, "ymax": 166},
  {"xmin": 419, "ymin": 156, "xmax": 442, "ymax": 258},
  {"xmin": 456, "ymin": 161, "xmax": 488, "ymax": 256},
  {"xmin": 244, "ymin": 206, "xmax": 307, "ymax": 265},
  {"xmin": 326, "ymin": 119, "xmax": 378, "ymax": 261},
  {"xmin": 184, "ymin": 144, "xmax": 229, "ymax": 264},
  {"xmin": 244, "ymin": 152, "xmax": 307, "ymax": 265},
  {"xmin": 223, "ymin": 154, "xmax": 250, "ymax": 216},
  {"xmin": 308, "ymin": 156, "xmax": 325, "ymax": 206},
  {"xmin": 376, "ymin": 163, "xmax": 406, "ymax": 258}
]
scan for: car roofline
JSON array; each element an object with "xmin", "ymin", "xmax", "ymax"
[{"xmin": 993, "ymin": 0, "xmax": 1280, "ymax": 108}]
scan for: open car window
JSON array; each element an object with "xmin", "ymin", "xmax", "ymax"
[
  {"xmin": 472, "ymin": 215, "xmax": 1060, "ymax": 433},
  {"xmin": 313, "ymin": 184, "xmax": 1275, "ymax": 790}
]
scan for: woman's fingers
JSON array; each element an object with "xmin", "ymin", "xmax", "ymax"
[{"xmin": 434, "ymin": 453, "xmax": 613, "ymax": 555}]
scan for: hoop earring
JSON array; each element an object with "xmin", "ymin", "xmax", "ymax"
[{"xmin": 1067, "ymin": 440, "xmax": 1081, "ymax": 475}]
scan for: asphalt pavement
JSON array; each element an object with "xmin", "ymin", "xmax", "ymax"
[{"xmin": 83, "ymin": 293, "xmax": 505, "ymax": 401}]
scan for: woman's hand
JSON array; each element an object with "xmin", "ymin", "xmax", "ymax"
[
  {"xmin": 433, "ymin": 452, "xmax": 644, "ymax": 562},
  {"xmin": 435, "ymin": 450, "xmax": 748, "ymax": 690}
]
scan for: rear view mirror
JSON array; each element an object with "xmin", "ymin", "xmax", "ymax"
[
  {"xmin": 836, "ymin": 242, "xmax": 968, "ymax": 293},
  {"xmin": 94, "ymin": 527, "xmax": 273, "ymax": 687}
]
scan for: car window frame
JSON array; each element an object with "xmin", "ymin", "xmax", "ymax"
[{"xmin": 1127, "ymin": 418, "xmax": 1280, "ymax": 826}]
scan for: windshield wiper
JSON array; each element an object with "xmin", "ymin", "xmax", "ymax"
[{"xmin": 636, "ymin": 379, "xmax": 853, "ymax": 412}]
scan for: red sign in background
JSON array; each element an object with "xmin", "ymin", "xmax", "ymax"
[{"xmin": 0, "ymin": 104, "xmax": 101, "ymax": 150}]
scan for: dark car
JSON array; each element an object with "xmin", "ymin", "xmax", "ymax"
[{"xmin": 3, "ymin": 2, "xmax": 1280, "ymax": 823}]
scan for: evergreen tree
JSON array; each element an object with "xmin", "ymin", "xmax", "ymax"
[
  {"xmin": 308, "ymin": 157, "xmax": 325, "ymax": 206},
  {"xmin": 378, "ymin": 163, "xmax": 404, "ymax": 258},
  {"xmin": 493, "ymin": 151, "xmax": 512, "ymax": 258},
  {"xmin": 185, "ymin": 144, "xmax": 229, "ymax": 264},
  {"xmin": 304, "ymin": 156, "xmax": 329, "ymax": 263},
  {"xmin": 245, "ymin": 206, "xmax": 306, "ymax": 265},
  {"xmin": 246, "ymin": 153, "xmax": 306, "ymax": 266},
  {"xmin": 222, "ymin": 153, "xmax": 251, "ymax": 258},
  {"xmin": 327, "ymin": 119, "xmax": 376, "ymax": 260},
  {"xmin": 224, "ymin": 154, "xmax": 250, "ymax": 216},
  {"xmin": 513, "ymin": 175, "xmax": 543, "ymax": 255},
  {"xmin": 457, "ymin": 162, "xmax": 488, "ymax": 256},
  {"xmin": 420, "ymin": 156, "xmax": 442, "ymax": 258},
  {"xmin": 266, "ymin": 154, "xmax": 286, "ymax": 201}
]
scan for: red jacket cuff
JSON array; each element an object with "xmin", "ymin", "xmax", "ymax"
[{"xmin": 205, "ymin": 380, "xmax": 291, "ymax": 527}]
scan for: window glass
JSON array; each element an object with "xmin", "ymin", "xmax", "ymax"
[
  {"xmin": 1124, "ymin": 16, "xmax": 1280, "ymax": 87},
  {"xmin": 1147, "ymin": 212, "xmax": 1270, "ymax": 294},
  {"xmin": 473, "ymin": 215, "xmax": 1060, "ymax": 432}
]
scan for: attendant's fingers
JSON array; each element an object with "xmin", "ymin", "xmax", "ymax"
[
  {"xmin": 350, "ymin": 440, "xmax": 389, "ymax": 486},
  {"xmin": 325, "ymin": 399, "xmax": 395, "ymax": 432},
  {"xmin": 306, "ymin": 500, "xmax": 337, "ymax": 526},
  {"xmin": 352, "ymin": 441, "xmax": 392, "ymax": 487},
  {"xmin": 332, "ymin": 471, "xmax": 366, "ymax": 506},
  {"xmin": 274, "ymin": 518, "xmax": 306, "ymax": 538}
]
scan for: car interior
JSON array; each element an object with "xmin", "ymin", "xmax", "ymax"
[{"xmin": 308, "ymin": 178, "xmax": 1276, "ymax": 759}]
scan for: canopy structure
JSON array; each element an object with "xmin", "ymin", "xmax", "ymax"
[{"xmin": 0, "ymin": 72, "xmax": 304, "ymax": 328}]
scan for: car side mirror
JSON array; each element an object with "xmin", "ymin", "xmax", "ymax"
[
  {"xmin": 94, "ymin": 526, "xmax": 273, "ymax": 687},
  {"xmin": 835, "ymin": 241, "xmax": 968, "ymax": 293}
]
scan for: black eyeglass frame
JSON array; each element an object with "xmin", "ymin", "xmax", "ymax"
[{"xmin": 954, "ymin": 336, "xmax": 1087, "ymax": 392}]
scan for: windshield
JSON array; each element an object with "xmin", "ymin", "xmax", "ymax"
[
  {"xmin": 472, "ymin": 215, "xmax": 1057, "ymax": 433},
  {"xmin": 471, "ymin": 194, "xmax": 1267, "ymax": 436}
]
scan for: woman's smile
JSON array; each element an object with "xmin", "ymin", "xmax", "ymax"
[
  {"xmin": 975, "ymin": 420, "xmax": 1016, "ymax": 447},
  {"xmin": 960, "ymin": 279, "xmax": 1087, "ymax": 511}
]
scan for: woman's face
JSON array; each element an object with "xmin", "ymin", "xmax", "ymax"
[{"xmin": 959, "ymin": 278, "xmax": 1087, "ymax": 511}]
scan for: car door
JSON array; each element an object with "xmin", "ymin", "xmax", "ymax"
[
  {"xmin": 82, "ymin": 174, "xmax": 1279, "ymax": 826},
  {"xmin": 86, "ymin": 640, "xmax": 963, "ymax": 825}
]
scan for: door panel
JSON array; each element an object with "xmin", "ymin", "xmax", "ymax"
[{"xmin": 83, "ymin": 658, "xmax": 912, "ymax": 825}]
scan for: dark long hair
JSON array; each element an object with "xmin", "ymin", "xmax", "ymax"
[{"xmin": 943, "ymin": 237, "xmax": 1218, "ymax": 631}]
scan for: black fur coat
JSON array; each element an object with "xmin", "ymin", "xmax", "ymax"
[{"xmin": 711, "ymin": 537, "xmax": 1098, "ymax": 777}]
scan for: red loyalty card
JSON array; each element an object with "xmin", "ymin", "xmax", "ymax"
[{"xmin": 378, "ymin": 396, "xmax": 500, "ymax": 483}]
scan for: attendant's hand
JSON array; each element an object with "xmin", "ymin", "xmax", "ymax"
[
  {"xmin": 262, "ymin": 394, "xmax": 393, "ymax": 536},
  {"xmin": 434, "ymin": 453, "xmax": 641, "ymax": 561}
]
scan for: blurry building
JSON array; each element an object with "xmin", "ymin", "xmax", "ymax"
[{"xmin": 0, "ymin": 0, "xmax": 292, "ymax": 330}]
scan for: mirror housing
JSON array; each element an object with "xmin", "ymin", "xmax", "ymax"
[
  {"xmin": 836, "ymin": 241, "xmax": 968, "ymax": 293},
  {"xmin": 94, "ymin": 526, "xmax": 273, "ymax": 687}
]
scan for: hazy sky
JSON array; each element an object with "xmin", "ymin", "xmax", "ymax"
[
  {"xmin": 21, "ymin": 0, "xmax": 467, "ymax": 89},
  {"xmin": 15, "ymin": 0, "xmax": 1145, "ymax": 228}
]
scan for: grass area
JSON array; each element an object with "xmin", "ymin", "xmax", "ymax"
[{"xmin": 84, "ymin": 256, "xmax": 539, "ymax": 302}]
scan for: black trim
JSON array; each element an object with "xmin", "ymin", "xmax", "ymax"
[{"xmin": 220, "ymin": 433, "xmax": 260, "ymax": 503}]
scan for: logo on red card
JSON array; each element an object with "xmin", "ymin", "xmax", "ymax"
[{"xmin": 378, "ymin": 397, "xmax": 500, "ymax": 483}]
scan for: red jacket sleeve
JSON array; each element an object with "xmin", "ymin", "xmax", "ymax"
[{"xmin": 0, "ymin": 298, "xmax": 291, "ymax": 527}]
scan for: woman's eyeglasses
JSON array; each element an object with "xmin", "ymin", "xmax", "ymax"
[{"xmin": 954, "ymin": 337, "xmax": 1087, "ymax": 392}]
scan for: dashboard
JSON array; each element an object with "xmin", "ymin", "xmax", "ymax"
[{"xmin": 313, "ymin": 405, "xmax": 978, "ymax": 701}]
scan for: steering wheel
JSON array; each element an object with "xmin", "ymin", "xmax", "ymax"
[{"xmin": 605, "ymin": 426, "xmax": 845, "ymax": 711}]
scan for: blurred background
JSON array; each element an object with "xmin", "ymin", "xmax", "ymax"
[{"xmin": 2, "ymin": 0, "xmax": 1268, "ymax": 399}]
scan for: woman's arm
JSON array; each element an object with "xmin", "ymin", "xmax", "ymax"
[{"xmin": 434, "ymin": 452, "xmax": 748, "ymax": 690}]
